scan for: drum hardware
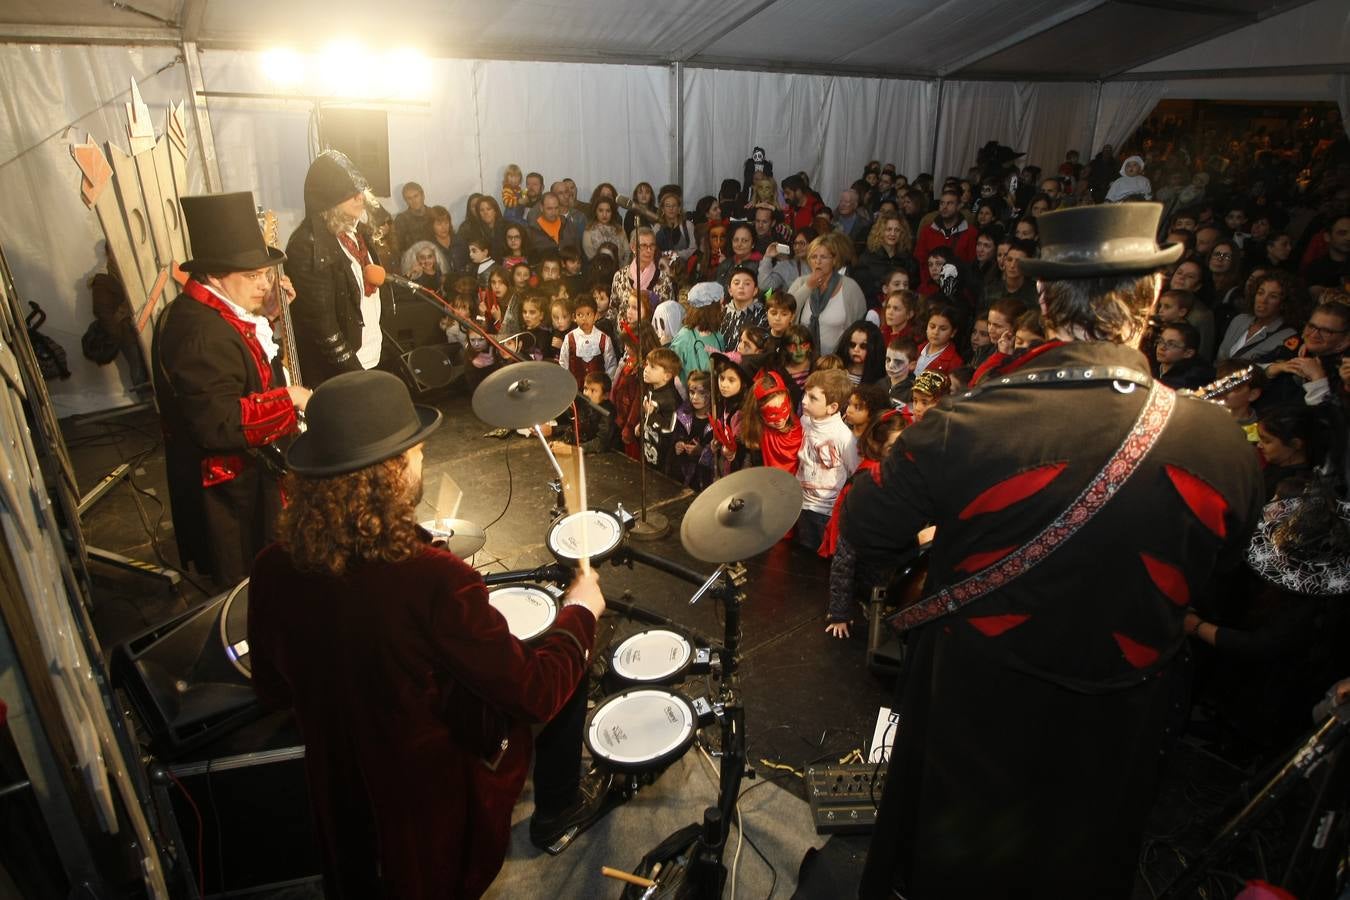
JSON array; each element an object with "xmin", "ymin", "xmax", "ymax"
[{"xmin": 418, "ymin": 517, "xmax": 487, "ymax": 559}]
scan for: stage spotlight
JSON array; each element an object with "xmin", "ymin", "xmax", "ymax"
[
  {"xmin": 261, "ymin": 48, "xmax": 304, "ymax": 87},
  {"xmin": 318, "ymin": 40, "xmax": 366, "ymax": 95},
  {"xmin": 378, "ymin": 47, "xmax": 431, "ymax": 99}
]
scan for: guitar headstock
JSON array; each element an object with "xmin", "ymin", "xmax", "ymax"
[{"xmin": 257, "ymin": 207, "xmax": 280, "ymax": 250}]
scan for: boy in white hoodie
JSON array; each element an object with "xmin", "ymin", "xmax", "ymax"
[{"xmin": 796, "ymin": 367, "xmax": 859, "ymax": 551}]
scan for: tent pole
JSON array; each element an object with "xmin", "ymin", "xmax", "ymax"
[
  {"xmin": 928, "ymin": 78, "xmax": 944, "ymax": 177},
  {"xmin": 670, "ymin": 61, "xmax": 684, "ymax": 189},
  {"xmin": 180, "ymin": 41, "xmax": 222, "ymax": 192},
  {"xmin": 1088, "ymin": 80, "xmax": 1104, "ymax": 156}
]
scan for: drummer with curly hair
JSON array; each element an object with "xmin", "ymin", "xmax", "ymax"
[{"xmin": 247, "ymin": 370, "xmax": 617, "ymax": 900}]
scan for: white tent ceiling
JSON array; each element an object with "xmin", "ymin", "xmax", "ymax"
[{"xmin": 1, "ymin": 0, "xmax": 1343, "ymax": 82}]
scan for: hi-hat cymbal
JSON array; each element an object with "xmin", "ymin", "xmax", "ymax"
[
  {"xmin": 472, "ymin": 362, "xmax": 577, "ymax": 429},
  {"xmin": 420, "ymin": 518, "xmax": 487, "ymax": 558},
  {"xmin": 680, "ymin": 467, "xmax": 803, "ymax": 563}
]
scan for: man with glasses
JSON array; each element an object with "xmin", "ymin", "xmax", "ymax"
[
  {"xmin": 1261, "ymin": 298, "xmax": 1350, "ymax": 407},
  {"xmin": 154, "ymin": 191, "xmax": 311, "ymax": 586}
]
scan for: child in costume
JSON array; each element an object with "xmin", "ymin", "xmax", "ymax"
[
  {"xmin": 795, "ymin": 368, "xmax": 859, "ymax": 551},
  {"xmin": 641, "ymin": 348, "xmax": 683, "ymax": 472},
  {"xmin": 671, "ymin": 282, "xmax": 726, "ymax": 379},
  {"xmin": 705, "ymin": 350, "xmax": 749, "ymax": 478},
  {"xmin": 671, "ymin": 369, "xmax": 714, "ymax": 488},
  {"xmin": 822, "ymin": 411, "xmax": 906, "ymax": 638},
  {"xmin": 740, "ymin": 368, "xmax": 803, "ymax": 475},
  {"xmin": 558, "ymin": 294, "xmax": 618, "ymax": 388}
]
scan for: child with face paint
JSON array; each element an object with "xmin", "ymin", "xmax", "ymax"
[
  {"xmin": 781, "ymin": 323, "xmax": 816, "ymax": 396},
  {"xmin": 705, "ymin": 350, "xmax": 750, "ymax": 477},
  {"xmin": 880, "ymin": 335, "xmax": 917, "ymax": 406},
  {"xmin": 740, "ymin": 369, "xmax": 804, "ymax": 476},
  {"xmin": 671, "ymin": 369, "xmax": 715, "ymax": 487},
  {"xmin": 835, "ymin": 320, "xmax": 886, "ymax": 386}
]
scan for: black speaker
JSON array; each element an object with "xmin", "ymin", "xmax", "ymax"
[
  {"xmin": 318, "ymin": 107, "xmax": 391, "ymax": 197},
  {"xmin": 111, "ymin": 581, "xmax": 260, "ymax": 758}
]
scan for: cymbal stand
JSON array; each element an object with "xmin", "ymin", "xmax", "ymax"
[{"xmin": 616, "ymin": 547, "xmax": 753, "ymax": 899}]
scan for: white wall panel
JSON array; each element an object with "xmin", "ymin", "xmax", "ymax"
[
  {"xmin": 0, "ymin": 44, "xmax": 197, "ymax": 416},
  {"xmin": 933, "ymin": 80, "xmax": 1095, "ymax": 182},
  {"xmin": 682, "ymin": 68, "xmax": 935, "ymax": 203}
]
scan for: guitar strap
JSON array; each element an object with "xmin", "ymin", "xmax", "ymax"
[{"xmin": 889, "ymin": 376, "xmax": 1177, "ymax": 633}]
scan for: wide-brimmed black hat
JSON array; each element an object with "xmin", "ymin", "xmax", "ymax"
[
  {"xmin": 287, "ymin": 370, "xmax": 441, "ymax": 476},
  {"xmin": 179, "ymin": 192, "xmax": 286, "ymax": 274},
  {"xmin": 1018, "ymin": 203, "xmax": 1183, "ymax": 280}
]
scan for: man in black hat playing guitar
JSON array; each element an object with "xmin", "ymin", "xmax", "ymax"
[
  {"xmin": 845, "ymin": 203, "xmax": 1263, "ymax": 898},
  {"xmin": 153, "ymin": 191, "xmax": 311, "ymax": 587}
]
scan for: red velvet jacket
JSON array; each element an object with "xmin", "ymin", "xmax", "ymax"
[{"xmin": 248, "ymin": 541, "xmax": 597, "ymax": 900}]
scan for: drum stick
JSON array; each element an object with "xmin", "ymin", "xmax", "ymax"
[
  {"xmin": 577, "ymin": 445, "xmax": 591, "ymax": 576},
  {"xmin": 600, "ymin": 867, "xmax": 655, "ymax": 888}
]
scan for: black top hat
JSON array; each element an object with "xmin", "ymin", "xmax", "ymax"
[
  {"xmin": 287, "ymin": 370, "xmax": 441, "ymax": 477},
  {"xmin": 1017, "ymin": 203, "xmax": 1184, "ymax": 280},
  {"xmin": 179, "ymin": 192, "xmax": 286, "ymax": 275}
]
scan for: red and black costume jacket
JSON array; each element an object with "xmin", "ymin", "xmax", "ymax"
[{"xmin": 156, "ymin": 278, "xmax": 298, "ymax": 486}]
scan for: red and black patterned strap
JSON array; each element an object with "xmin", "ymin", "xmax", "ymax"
[{"xmin": 889, "ymin": 379, "xmax": 1177, "ymax": 633}]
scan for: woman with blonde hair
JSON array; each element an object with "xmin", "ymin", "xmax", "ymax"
[
  {"xmin": 790, "ymin": 235, "xmax": 867, "ymax": 353},
  {"xmin": 857, "ymin": 211, "xmax": 915, "ymax": 304}
]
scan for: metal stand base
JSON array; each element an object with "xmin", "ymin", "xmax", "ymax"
[{"xmin": 629, "ymin": 511, "xmax": 670, "ymax": 540}]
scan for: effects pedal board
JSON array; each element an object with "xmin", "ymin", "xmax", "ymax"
[{"xmin": 806, "ymin": 763, "xmax": 887, "ymax": 834}]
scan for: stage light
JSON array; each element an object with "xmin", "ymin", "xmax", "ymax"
[
  {"xmin": 373, "ymin": 47, "xmax": 431, "ymax": 100},
  {"xmin": 260, "ymin": 48, "xmax": 304, "ymax": 87},
  {"xmin": 317, "ymin": 40, "xmax": 366, "ymax": 95}
]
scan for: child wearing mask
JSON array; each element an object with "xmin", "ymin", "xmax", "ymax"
[{"xmin": 740, "ymin": 369, "xmax": 804, "ymax": 475}]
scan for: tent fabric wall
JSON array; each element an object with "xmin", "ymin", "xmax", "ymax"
[
  {"xmin": 932, "ymin": 80, "xmax": 1096, "ymax": 182},
  {"xmin": 680, "ymin": 68, "xmax": 936, "ymax": 204},
  {"xmin": 1091, "ymin": 81, "xmax": 1166, "ymax": 158},
  {"xmin": 472, "ymin": 60, "xmax": 672, "ymax": 203},
  {"xmin": 0, "ymin": 44, "xmax": 202, "ymax": 415},
  {"xmin": 0, "ymin": 40, "xmax": 1338, "ymax": 415}
]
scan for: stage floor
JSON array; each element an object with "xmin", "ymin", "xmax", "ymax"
[{"xmin": 62, "ymin": 384, "xmax": 1272, "ymax": 899}]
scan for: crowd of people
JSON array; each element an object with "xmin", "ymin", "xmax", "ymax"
[
  {"xmin": 367, "ymin": 120, "xmax": 1348, "ymax": 668},
  {"xmin": 144, "ymin": 105, "xmax": 1349, "ymax": 898}
]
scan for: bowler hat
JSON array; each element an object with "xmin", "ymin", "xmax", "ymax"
[
  {"xmin": 286, "ymin": 370, "xmax": 441, "ymax": 476},
  {"xmin": 1018, "ymin": 203, "xmax": 1183, "ymax": 280},
  {"xmin": 180, "ymin": 192, "xmax": 286, "ymax": 274}
]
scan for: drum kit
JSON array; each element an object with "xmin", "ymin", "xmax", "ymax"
[{"xmin": 470, "ymin": 361, "xmax": 804, "ymax": 896}]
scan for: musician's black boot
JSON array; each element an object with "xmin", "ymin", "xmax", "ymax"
[{"xmin": 529, "ymin": 769, "xmax": 619, "ymax": 854}]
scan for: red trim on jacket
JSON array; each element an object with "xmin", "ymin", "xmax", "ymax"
[
  {"xmin": 969, "ymin": 340, "xmax": 1068, "ymax": 387},
  {"xmin": 183, "ymin": 279, "xmax": 299, "ymax": 482}
]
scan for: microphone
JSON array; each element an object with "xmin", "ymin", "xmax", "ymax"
[{"xmin": 364, "ymin": 263, "xmax": 387, "ymax": 287}]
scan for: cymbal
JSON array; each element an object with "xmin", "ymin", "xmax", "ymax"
[
  {"xmin": 420, "ymin": 518, "xmax": 487, "ymax": 558},
  {"xmin": 680, "ymin": 467, "xmax": 803, "ymax": 563},
  {"xmin": 472, "ymin": 362, "xmax": 578, "ymax": 429}
]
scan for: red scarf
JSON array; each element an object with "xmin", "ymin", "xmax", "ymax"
[
  {"xmin": 970, "ymin": 339, "xmax": 1067, "ymax": 386},
  {"xmin": 337, "ymin": 231, "xmax": 380, "ymax": 296}
]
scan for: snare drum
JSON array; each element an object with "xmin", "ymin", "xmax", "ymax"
[
  {"xmin": 586, "ymin": 687, "xmax": 713, "ymax": 774},
  {"xmin": 545, "ymin": 508, "xmax": 630, "ymax": 566},
  {"xmin": 609, "ymin": 629, "xmax": 713, "ymax": 686},
  {"xmin": 487, "ymin": 582, "xmax": 562, "ymax": 643}
]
